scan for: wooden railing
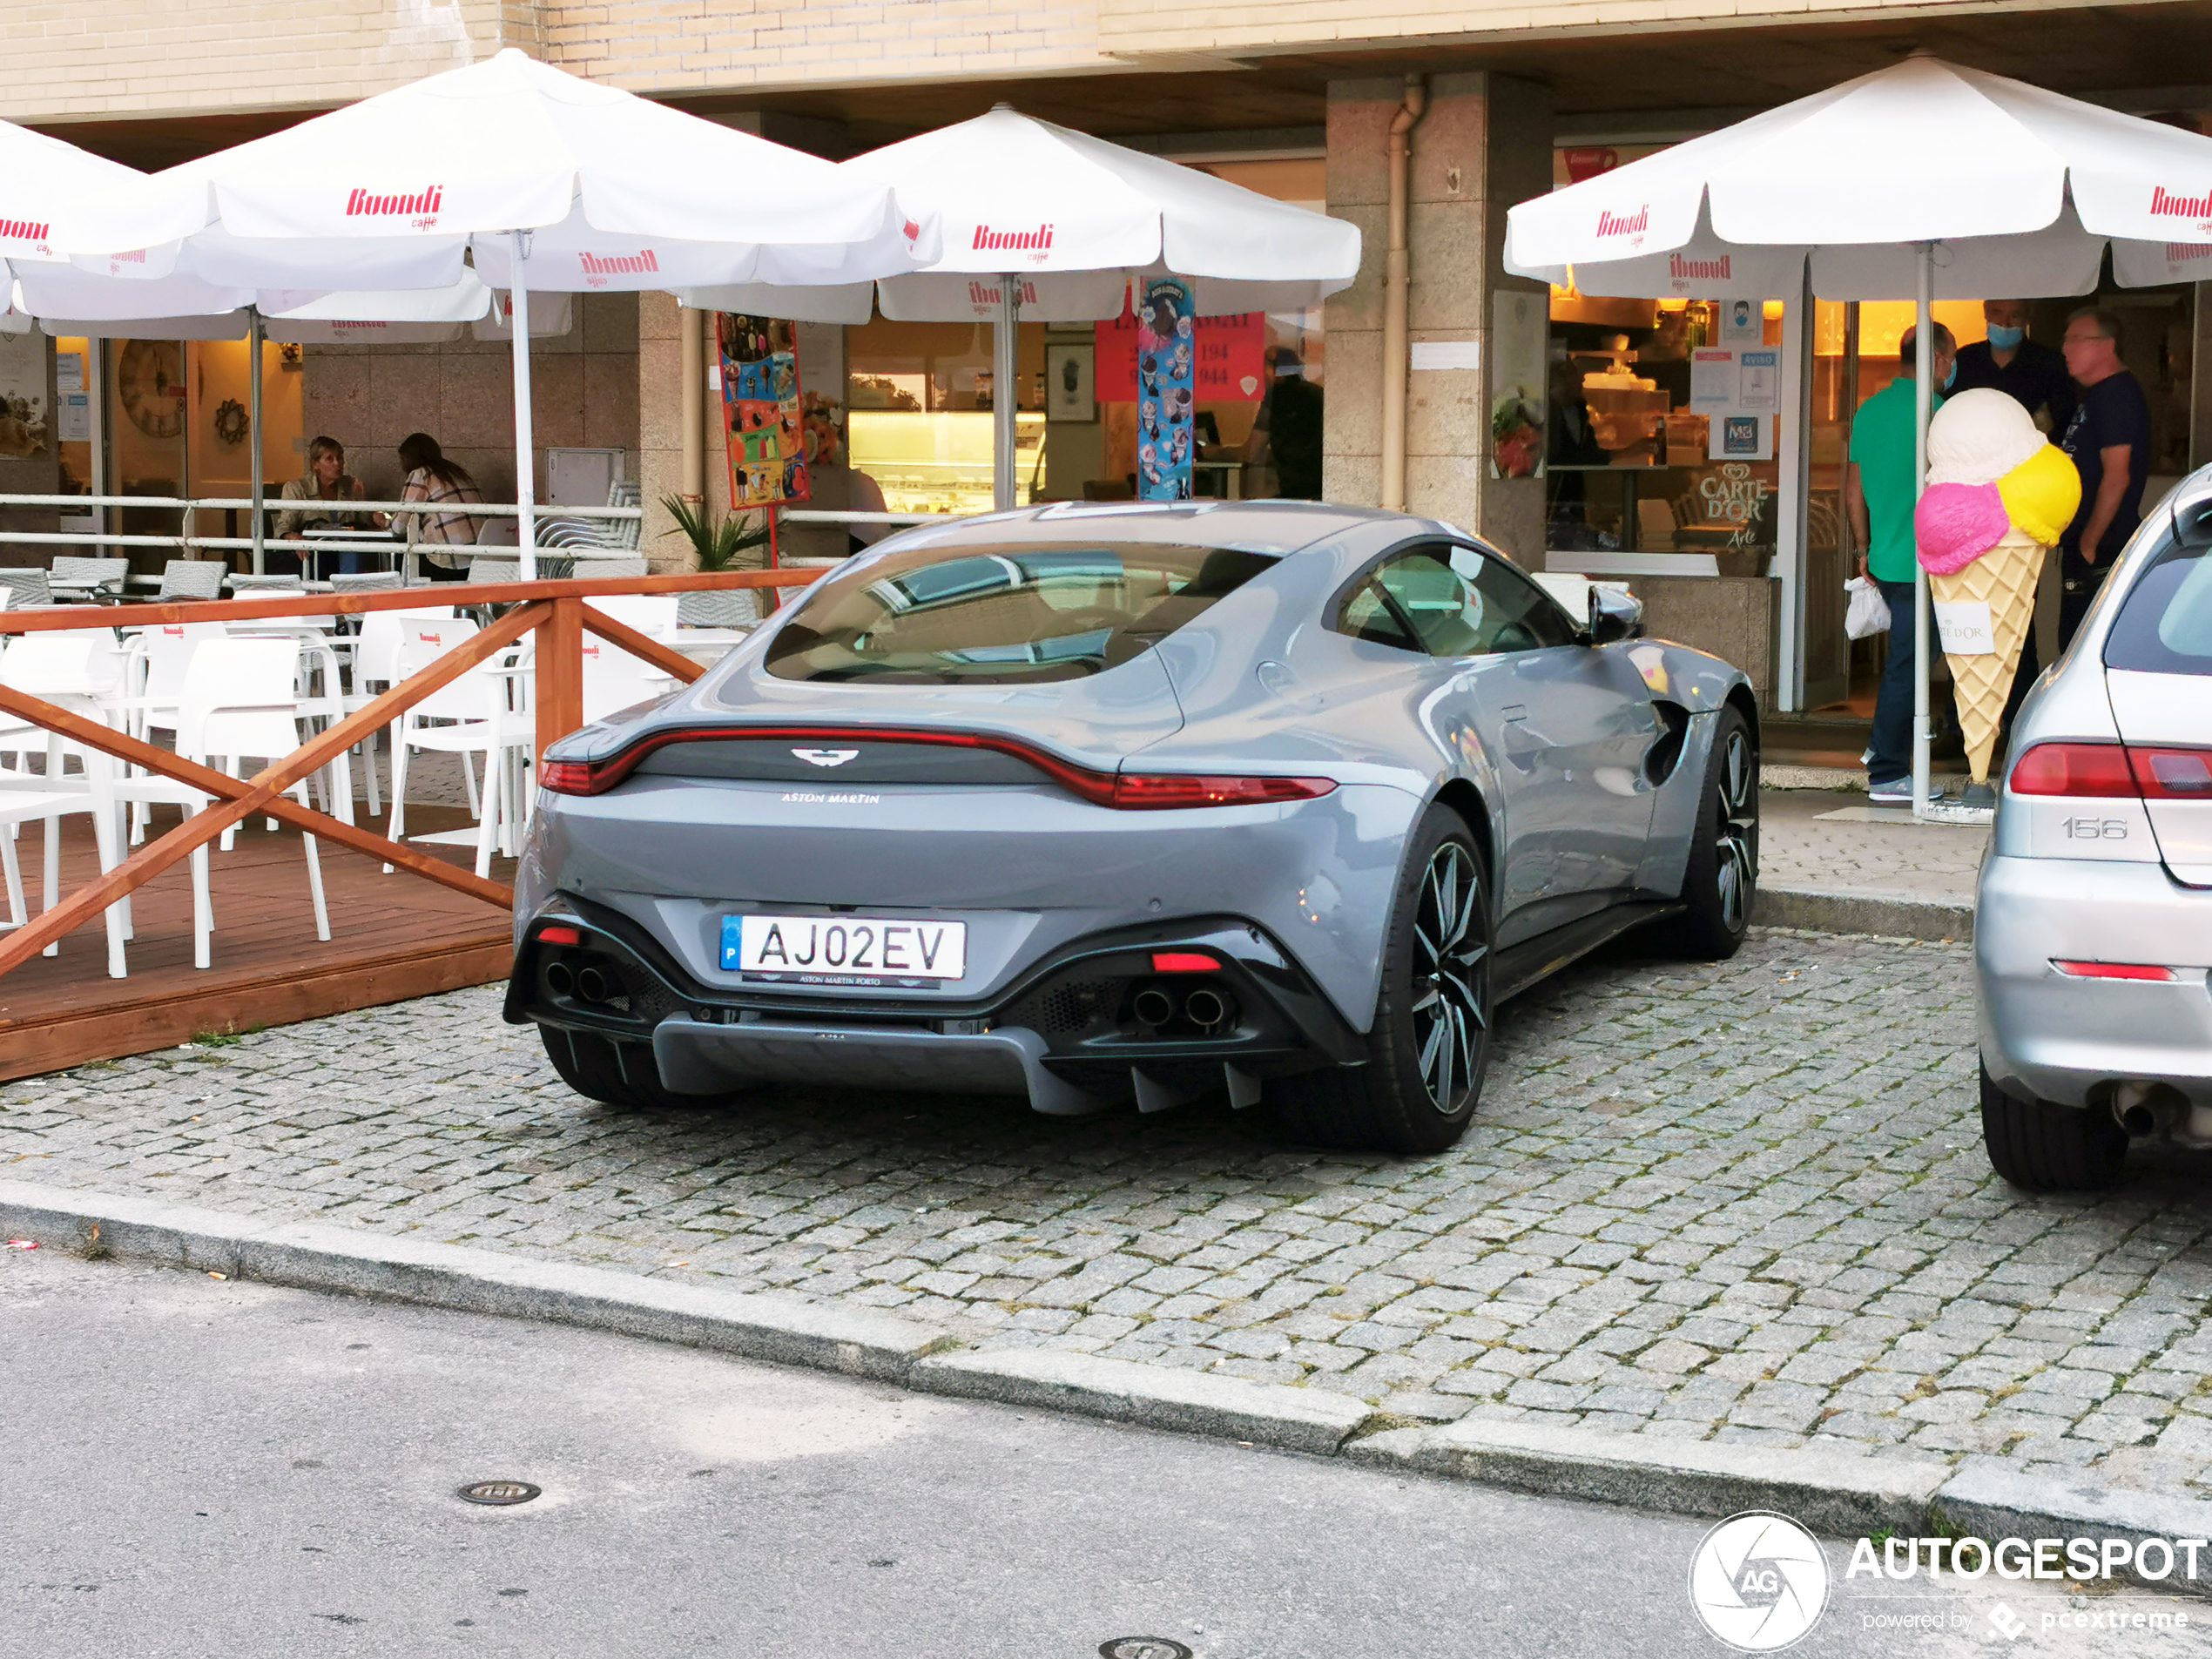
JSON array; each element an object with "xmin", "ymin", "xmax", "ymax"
[{"xmin": 0, "ymin": 569, "xmax": 818, "ymax": 982}]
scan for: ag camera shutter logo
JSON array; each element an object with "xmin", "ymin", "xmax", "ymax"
[{"xmin": 1689, "ymin": 1511, "xmax": 1831, "ymax": 1651}]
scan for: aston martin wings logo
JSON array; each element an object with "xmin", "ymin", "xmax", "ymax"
[{"xmin": 792, "ymin": 748, "xmax": 860, "ymax": 767}]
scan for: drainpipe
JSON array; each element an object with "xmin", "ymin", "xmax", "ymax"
[
  {"xmin": 679, "ymin": 305, "xmax": 705, "ymax": 517},
  {"xmin": 1380, "ymin": 74, "xmax": 1426, "ymax": 514}
]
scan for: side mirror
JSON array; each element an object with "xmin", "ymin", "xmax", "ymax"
[{"xmin": 1587, "ymin": 583, "xmax": 1645, "ymax": 645}]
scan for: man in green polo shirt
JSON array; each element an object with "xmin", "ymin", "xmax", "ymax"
[{"xmin": 1846, "ymin": 323, "xmax": 1955, "ymax": 805}]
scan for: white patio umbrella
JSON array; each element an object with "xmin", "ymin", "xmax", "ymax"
[
  {"xmin": 685, "ymin": 105, "xmax": 1362, "ymax": 509},
  {"xmin": 1505, "ymin": 55, "xmax": 2212, "ymax": 812},
  {"xmin": 0, "ymin": 116, "xmax": 511, "ymax": 574},
  {"xmin": 55, "ymin": 49, "xmax": 930, "ymax": 575}
]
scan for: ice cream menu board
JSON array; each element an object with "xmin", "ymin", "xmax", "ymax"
[
  {"xmin": 1096, "ymin": 307, "xmax": 1264, "ymax": 404},
  {"xmin": 718, "ymin": 314, "xmax": 810, "ymax": 507}
]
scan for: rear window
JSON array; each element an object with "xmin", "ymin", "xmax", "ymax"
[
  {"xmin": 763, "ymin": 542, "xmax": 1277, "ymax": 685},
  {"xmin": 2104, "ymin": 536, "xmax": 2212, "ymax": 677}
]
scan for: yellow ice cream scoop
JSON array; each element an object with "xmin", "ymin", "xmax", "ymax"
[{"xmin": 1995, "ymin": 443, "xmax": 2080, "ymax": 547}]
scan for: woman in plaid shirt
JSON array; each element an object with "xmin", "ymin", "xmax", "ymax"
[{"xmin": 394, "ymin": 432, "xmax": 485, "ymax": 576}]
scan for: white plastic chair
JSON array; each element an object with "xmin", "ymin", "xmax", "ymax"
[
  {"xmin": 112, "ymin": 622, "xmax": 226, "ymax": 844},
  {"xmin": 0, "ymin": 629, "xmax": 126, "ymax": 958},
  {"xmin": 342, "ymin": 606, "xmax": 455, "ymax": 815},
  {"xmin": 387, "ymin": 617, "xmax": 534, "ymax": 877},
  {"xmin": 90, "ymin": 636, "xmax": 331, "ymax": 975}
]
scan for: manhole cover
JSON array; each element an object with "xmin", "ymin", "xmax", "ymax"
[
  {"xmin": 457, "ymin": 1480, "xmax": 541, "ymax": 1507},
  {"xmin": 1100, "ymin": 1642, "xmax": 1192, "ymax": 1659}
]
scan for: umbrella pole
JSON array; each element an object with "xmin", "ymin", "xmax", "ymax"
[
  {"xmin": 509, "ymin": 231, "xmax": 539, "ymax": 581},
  {"xmin": 1912, "ymin": 242, "xmax": 1933, "ymax": 818},
  {"xmin": 994, "ymin": 273, "xmax": 1020, "ymax": 511},
  {"xmin": 247, "ymin": 306, "xmax": 265, "ymax": 577}
]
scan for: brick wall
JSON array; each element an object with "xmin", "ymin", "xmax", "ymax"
[
  {"xmin": 300, "ymin": 291, "xmax": 638, "ymax": 526},
  {"xmin": 543, "ymin": 0, "xmax": 1111, "ymax": 95},
  {"xmin": 1, "ymin": 1, "xmax": 542, "ymax": 124}
]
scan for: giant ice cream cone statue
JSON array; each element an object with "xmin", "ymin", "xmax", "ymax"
[{"xmin": 1912, "ymin": 388, "xmax": 2082, "ymax": 785}]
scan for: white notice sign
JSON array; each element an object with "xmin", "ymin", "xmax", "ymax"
[
  {"xmin": 1411, "ymin": 339, "xmax": 1480, "ymax": 373},
  {"xmin": 1689, "ymin": 348, "xmax": 1737, "ymax": 410},
  {"xmin": 1934, "ymin": 600, "xmax": 1995, "ymax": 655}
]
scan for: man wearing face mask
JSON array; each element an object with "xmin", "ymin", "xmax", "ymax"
[
  {"xmin": 1846, "ymin": 322, "xmax": 1956, "ymax": 805},
  {"xmin": 1949, "ymin": 300, "xmax": 2074, "ymax": 434}
]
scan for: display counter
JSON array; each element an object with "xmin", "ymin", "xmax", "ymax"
[{"xmin": 846, "ymin": 409, "xmax": 1048, "ymax": 516}]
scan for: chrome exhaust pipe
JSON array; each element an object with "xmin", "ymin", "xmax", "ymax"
[
  {"xmin": 1184, "ymin": 986, "xmax": 1232, "ymax": 1031},
  {"xmin": 1131, "ymin": 984, "xmax": 1176, "ymax": 1028},
  {"xmin": 543, "ymin": 960, "xmax": 575, "ymax": 998}
]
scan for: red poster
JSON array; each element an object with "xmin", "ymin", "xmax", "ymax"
[{"xmin": 1096, "ymin": 311, "xmax": 1265, "ymax": 403}]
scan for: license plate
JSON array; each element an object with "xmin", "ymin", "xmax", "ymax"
[{"xmin": 722, "ymin": 914, "xmax": 968, "ymax": 981}]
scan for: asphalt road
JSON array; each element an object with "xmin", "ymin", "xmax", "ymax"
[{"xmin": 2, "ymin": 1251, "xmax": 2202, "ymax": 1659}]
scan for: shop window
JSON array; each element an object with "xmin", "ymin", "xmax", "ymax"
[
  {"xmin": 845, "ymin": 317, "xmax": 1047, "ymax": 516},
  {"xmin": 1545, "ymin": 293, "xmax": 1785, "ymax": 577}
]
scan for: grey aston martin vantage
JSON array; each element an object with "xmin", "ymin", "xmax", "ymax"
[{"xmin": 507, "ymin": 500, "xmax": 1759, "ymax": 1152}]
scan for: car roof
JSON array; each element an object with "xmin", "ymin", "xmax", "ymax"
[{"xmin": 869, "ymin": 499, "xmax": 1437, "ymax": 559}]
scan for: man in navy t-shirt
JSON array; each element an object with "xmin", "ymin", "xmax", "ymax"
[{"xmin": 2057, "ymin": 305, "xmax": 2152, "ymax": 648}]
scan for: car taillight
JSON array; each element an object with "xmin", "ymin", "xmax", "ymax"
[
  {"xmin": 1151, "ymin": 952, "xmax": 1222, "ymax": 973},
  {"xmin": 1111, "ymin": 774, "xmax": 1338, "ymax": 809},
  {"xmin": 538, "ymin": 760, "xmax": 599, "ymax": 795},
  {"xmin": 2008, "ymin": 742, "xmax": 2135, "ymax": 797},
  {"xmin": 2054, "ymin": 960, "xmax": 2178, "ymax": 981},
  {"xmin": 2009, "ymin": 741, "xmax": 2212, "ymax": 800},
  {"xmin": 536, "ymin": 924, "xmax": 582, "ymax": 946},
  {"xmin": 2133, "ymin": 747, "xmax": 2212, "ymax": 799}
]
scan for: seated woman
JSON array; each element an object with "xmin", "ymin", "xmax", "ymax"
[
  {"xmin": 391, "ymin": 432, "xmax": 486, "ymax": 581},
  {"xmin": 273, "ymin": 435, "xmax": 381, "ymax": 575}
]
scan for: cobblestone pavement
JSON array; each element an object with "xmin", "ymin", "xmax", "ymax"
[
  {"xmin": 1760, "ymin": 790, "xmax": 1988, "ymax": 905},
  {"xmin": 8, "ymin": 927, "xmax": 2211, "ymax": 1500}
]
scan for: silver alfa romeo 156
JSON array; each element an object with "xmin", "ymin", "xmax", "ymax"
[
  {"xmin": 507, "ymin": 501, "xmax": 1759, "ymax": 1152},
  {"xmin": 1979, "ymin": 472, "xmax": 2212, "ymax": 1190}
]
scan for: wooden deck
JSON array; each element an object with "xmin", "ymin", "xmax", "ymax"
[{"xmin": 0, "ymin": 804, "xmax": 513, "ymax": 1081}]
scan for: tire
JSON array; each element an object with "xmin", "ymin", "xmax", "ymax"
[
  {"xmin": 1271, "ymin": 810, "xmax": 1494, "ymax": 1154},
  {"xmin": 539, "ymin": 1024, "xmax": 717, "ymax": 1111},
  {"xmin": 1980, "ymin": 1062, "xmax": 2128, "ymax": 1191},
  {"xmin": 1662, "ymin": 705, "xmax": 1758, "ymax": 960}
]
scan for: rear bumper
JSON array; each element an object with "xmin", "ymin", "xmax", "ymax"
[
  {"xmin": 507, "ymin": 899, "xmax": 1365, "ymax": 1115},
  {"xmin": 1977, "ymin": 853, "xmax": 2212, "ymax": 1109}
]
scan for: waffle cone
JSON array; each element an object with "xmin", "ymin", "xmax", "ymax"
[{"xmin": 1929, "ymin": 530, "xmax": 2042, "ymax": 783}]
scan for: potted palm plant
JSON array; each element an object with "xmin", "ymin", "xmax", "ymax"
[{"xmin": 661, "ymin": 496, "xmax": 772, "ymax": 628}]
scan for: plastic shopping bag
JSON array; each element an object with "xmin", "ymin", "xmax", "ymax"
[{"xmin": 1844, "ymin": 575, "xmax": 1890, "ymax": 640}]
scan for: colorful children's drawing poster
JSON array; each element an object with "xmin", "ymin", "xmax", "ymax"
[
  {"xmin": 1134, "ymin": 277, "xmax": 1197, "ymax": 501},
  {"xmin": 718, "ymin": 314, "xmax": 809, "ymax": 507}
]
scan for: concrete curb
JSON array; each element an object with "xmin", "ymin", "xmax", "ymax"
[
  {"xmin": 912, "ymin": 1346, "xmax": 1372, "ymax": 1456},
  {"xmin": 1756, "ymin": 882, "xmax": 1975, "ymax": 942},
  {"xmin": 1345, "ymin": 1416, "xmax": 1952, "ymax": 1536},
  {"xmin": 20, "ymin": 1176, "xmax": 2207, "ymax": 1578},
  {"xmin": 0, "ymin": 1179, "xmax": 952, "ymax": 1385},
  {"xmin": 1935, "ymin": 1461, "xmax": 2212, "ymax": 1588}
]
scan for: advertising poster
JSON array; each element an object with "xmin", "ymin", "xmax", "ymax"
[
  {"xmin": 1133, "ymin": 276, "xmax": 1197, "ymax": 501},
  {"xmin": 1096, "ymin": 309, "xmax": 1262, "ymax": 404},
  {"xmin": 1489, "ymin": 289, "xmax": 1548, "ymax": 479},
  {"xmin": 0, "ymin": 329, "xmax": 50, "ymax": 459},
  {"xmin": 718, "ymin": 314, "xmax": 810, "ymax": 507}
]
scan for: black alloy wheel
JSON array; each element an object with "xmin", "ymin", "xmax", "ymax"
[
  {"xmin": 1271, "ymin": 810, "xmax": 1494, "ymax": 1154},
  {"xmin": 1713, "ymin": 720, "xmax": 1757, "ymax": 935},
  {"xmin": 1411, "ymin": 840, "xmax": 1487, "ymax": 1116},
  {"xmin": 1662, "ymin": 705, "xmax": 1759, "ymax": 960}
]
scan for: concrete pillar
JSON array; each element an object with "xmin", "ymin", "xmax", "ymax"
[{"xmin": 1325, "ymin": 72, "xmax": 1553, "ymax": 556}]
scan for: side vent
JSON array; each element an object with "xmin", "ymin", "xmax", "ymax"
[{"xmin": 1644, "ymin": 702, "xmax": 1692, "ymax": 787}]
